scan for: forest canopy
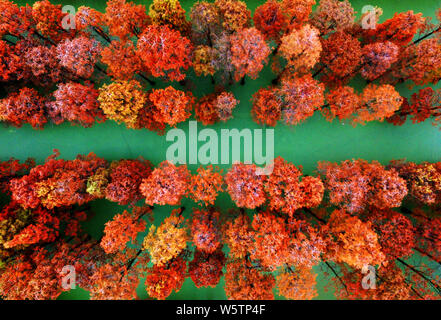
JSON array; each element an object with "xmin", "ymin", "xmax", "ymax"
[{"xmin": 0, "ymin": 0, "xmax": 440, "ymax": 301}]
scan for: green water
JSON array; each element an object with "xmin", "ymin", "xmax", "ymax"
[{"xmin": 2, "ymin": 0, "xmax": 441, "ymax": 300}]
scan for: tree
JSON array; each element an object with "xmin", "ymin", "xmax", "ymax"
[
  {"xmin": 363, "ymin": 11, "xmax": 425, "ymax": 46},
  {"xmin": 191, "ymin": 208, "xmax": 221, "ymax": 253},
  {"xmin": 250, "ymin": 210, "xmax": 289, "ymax": 270},
  {"xmin": 373, "ymin": 169, "xmax": 411, "ymax": 210},
  {"xmin": 323, "ymin": 84, "xmax": 402, "ymax": 126},
  {"xmin": 0, "ymin": 158, "xmax": 34, "ymax": 193},
  {"xmin": 56, "ymin": 36, "xmax": 102, "ymax": 78},
  {"xmin": 89, "ymin": 263, "xmax": 140, "ymax": 300},
  {"xmin": 190, "ymin": 1, "xmax": 220, "ymax": 45},
  {"xmin": 224, "ymin": 259, "xmax": 275, "ymax": 300},
  {"xmin": 310, "ymin": 0, "xmax": 356, "ymax": 35},
  {"xmin": 265, "ymin": 157, "xmax": 324, "ymax": 216},
  {"xmin": 251, "ymin": 86, "xmax": 282, "ymax": 126},
  {"xmin": 189, "ymin": 165, "xmax": 223, "ymax": 206},
  {"xmin": 31, "ymin": 0, "xmax": 66, "ymax": 42},
  {"xmin": 148, "ymin": 0, "xmax": 190, "ymax": 35},
  {"xmin": 192, "ymin": 45, "xmax": 216, "ymax": 77},
  {"xmin": 1, "ymin": 203, "xmax": 56, "ymax": 250},
  {"xmin": 97, "ymin": 80, "xmax": 147, "ymax": 129},
  {"xmin": 100, "ymin": 40, "xmax": 141, "ymax": 80},
  {"xmin": 224, "ymin": 163, "xmax": 266, "ymax": 209},
  {"xmin": 47, "ymin": 82, "xmax": 104, "ymax": 127},
  {"xmin": 319, "ymin": 31, "xmax": 362, "ymax": 86},
  {"xmin": 324, "ymin": 209, "xmax": 385, "ymax": 270},
  {"xmin": 215, "ymin": 91, "xmax": 238, "ymax": 122},
  {"xmin": 223, "ymin": 213, "xmax": 254, "ymax": 259},
  {"xmin": 134, "ymin": 99, "xmax": 167, "ymax": 134},
  {"xmin": 0, "ymin": 40, "xmax": 20, "ymax": 82},
  {"xmin": 2, "ymin": 206, "xmax": 87, "ymax": 250},
  {"xmin": 81, "ymin": 239, "xmax": 150, "ymax": 300},
  {"xmin": 390, "ymin": 160, "xmax": 441, "ymax": 205},
  {"xmin": 140, "ymin": 161, "xmax": 190, "ymax": 206},
  {"xmin": 142, "ymin": 209, "xmax": 188, "ymax": 266},
  {"xmin": 137, "ymin": 25, "xmax": 193, "ymax": 81},
  {"xmin": 0, "ymin": 87, "xmax": 47, "ymax": 129},
  {"xmin": 253, "ymin": 0, "xmax": 287, "ymax": 41},
  {"xmin": 224, "ymin": 210, "xmax": 326, "ymax": 272},
  {"xmin": 86, "ymin": 167, "xmax": 109, "ymax": 199},
  {"xmin": 280, "ymin": 0, "xmax": 315, "ymax": 30},
  {"xmin": 75, "ymin": 6, "xmax": 105, "ymax": 34},
  {"xmin": 149, "ymin": 86, "xmax": 194, "ymax": 127},
  {"xmin": 392, "ymin": 38, "xmax": 441, "ymax": 85},
  {"xmin": 279, "ymin": 24, "xmax": 322, "ymax": 74},
  {"xmin": 215, "ymin": 0, "xmax": 250, "ymax": 33},
  {"xmin": 188, "ymin": 249, "xmax": 226, "ymax": 288},
  {"xmin": 332, "ymin": 262, "xmax": 413, "ymax": 300},
  {"xmin": 278, "ymin": 74, "xmax": 325, "ymax": 125},
  {"xmin": 104, "ymin": 0, "xmax": 150, "ymax": 40},
  {"xmin": 230, "ymin": 27, "xmax": 270, "ymax": 81},
  {"xmin": 23, "ymin": 45, "xmax": 62, "ymax": 86},
  {"xmin": 367, "ymin": 208, "xmax": 415, "ymax": 261},
  {"xmin": 195, "ymin": 92, "xmax": 238, "ymax": 125},
  {"xmin": 276, "ymin": 268, "xmax": 318, "ymax": 300},
  {"xmin": 100, "ymin": 208, "xmax": 149, "ymax": 254},
  {"xmin": 105, "ymin": 159, "xmax": 152, "ymax": 205},
  {"xmin": 360, "ymin": 41, "xmax": 399, "ymax": 81},
  {"xmin": 417, "ymin": 216, "xmax": 441, "ymax": 264},
  {"xmin": 318, "ymin": 159, "xmax": 408, "ymax": 213},
  {"xmin": 0, "ymin": 0, "xmax": 33, "ymax": 38},
  {"xmin": 9, "ymin": 151, "xmax": 107, "ymax": 209},
  {"xmin": 195, "ymin": 94, "xmax": 218, "ymax": 125},
  {"xmin": 285, "ymin": 218, "xmax": 325, "ymax": 269},
  {"xmin": 355, "ymin": 84, "xmax": 403, "ymax": 125},
  {"xmin": 370, "ymin": 264, "xmax": 415, "ymax": 300},
  {"xmin": 387, "ymin": 88, "xmax": 441, "ymax": 128},
  {"xmin": 323, "ymin": 86, "xmax": 360, "ymax": 122},
  {"xmin": 145, "ymin": 257, "xmax": 186, "ymax": 300},
  {"xmin": 0, "ymin": 240, "xmax": 100, "ymax": 300}
]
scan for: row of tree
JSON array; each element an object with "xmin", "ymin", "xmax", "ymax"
[
  {"xmin": 5, "ymin": 152, "xmax": 440, "ymax": 211},
  {"xmin": 0, "ymin": 152, "xmax": 440, "ymax": 299},
  {"xmin": 0, "ymin": 0, "xmax": 440, "ymax": 132}
]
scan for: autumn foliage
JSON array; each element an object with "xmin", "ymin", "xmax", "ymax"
[
  {"xmin": 143, "ymin": 209, "xmax": 188, "ymax": 266},
  {"xmin": 149, "ymin": 86, "xmax": 194, "ymax": 127},
  {"xmin": 251, "ymin": 86, "xmax": 282, "ymax": 126},
  {"xmin": 47, "ymin": 82, "xmax": 104, "ymax": 127},
  {"xmin": 189, "ymin": 165, "xmax": 223, "ymax": 206},
  {"xmin": 97, "ymin": 80, "xmax": 147, "ymax": 129},
  {"xmin": 1, "ymin": 154, "xmax": 441, "ymax": 300},
  {"xmin": 224, "ymin": 260, "xmax": 275, "ymax": 300},
  {"xmin": 318, "ymin": 159, "xmax": 408, "ymax": 213},
  {"xmin": 104, "ymin": 159, "xmax": 152, "ymax": 205},
  {"xmin": 0, "ymin": 0, "xmax": 437, "ymax": 131},
  {"xmin": 1, "ymin": 0, "xmax": 441, "ymax": 302},
  {"xmin": 278, "ymin": 74, "xmax": 325, "ymax": 125},
  {"xmin": 189, "ymin": 249, "xmax": 226, "ymax": 288},
  {"xmin": 265, "ymin": 157, "xmax": 324, "ymax": 216},
  {"xmin": 101, "ymin": 209, "xmax": 148, "ymax": 254},
  {"xmin": 137, "ymin": 24, "xmax": 193, "ymax": 81},
  {"xmin": 191, "ymin": 208, "xmax": 221, "ymax": 253},
  {"xmin": 324, "ymin": 209, "xmax": 385, "ymax": 270},
  {"xmin": 230, "ymin": 27, "xmax": 270, "ymax": 81},
  {"xmin": 140, "ymin": 161, "xmax": 190, "ymax": 206},
  {"xmin": 224, "ymin": 163, "xmax": 266, "ymax": 209}
]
